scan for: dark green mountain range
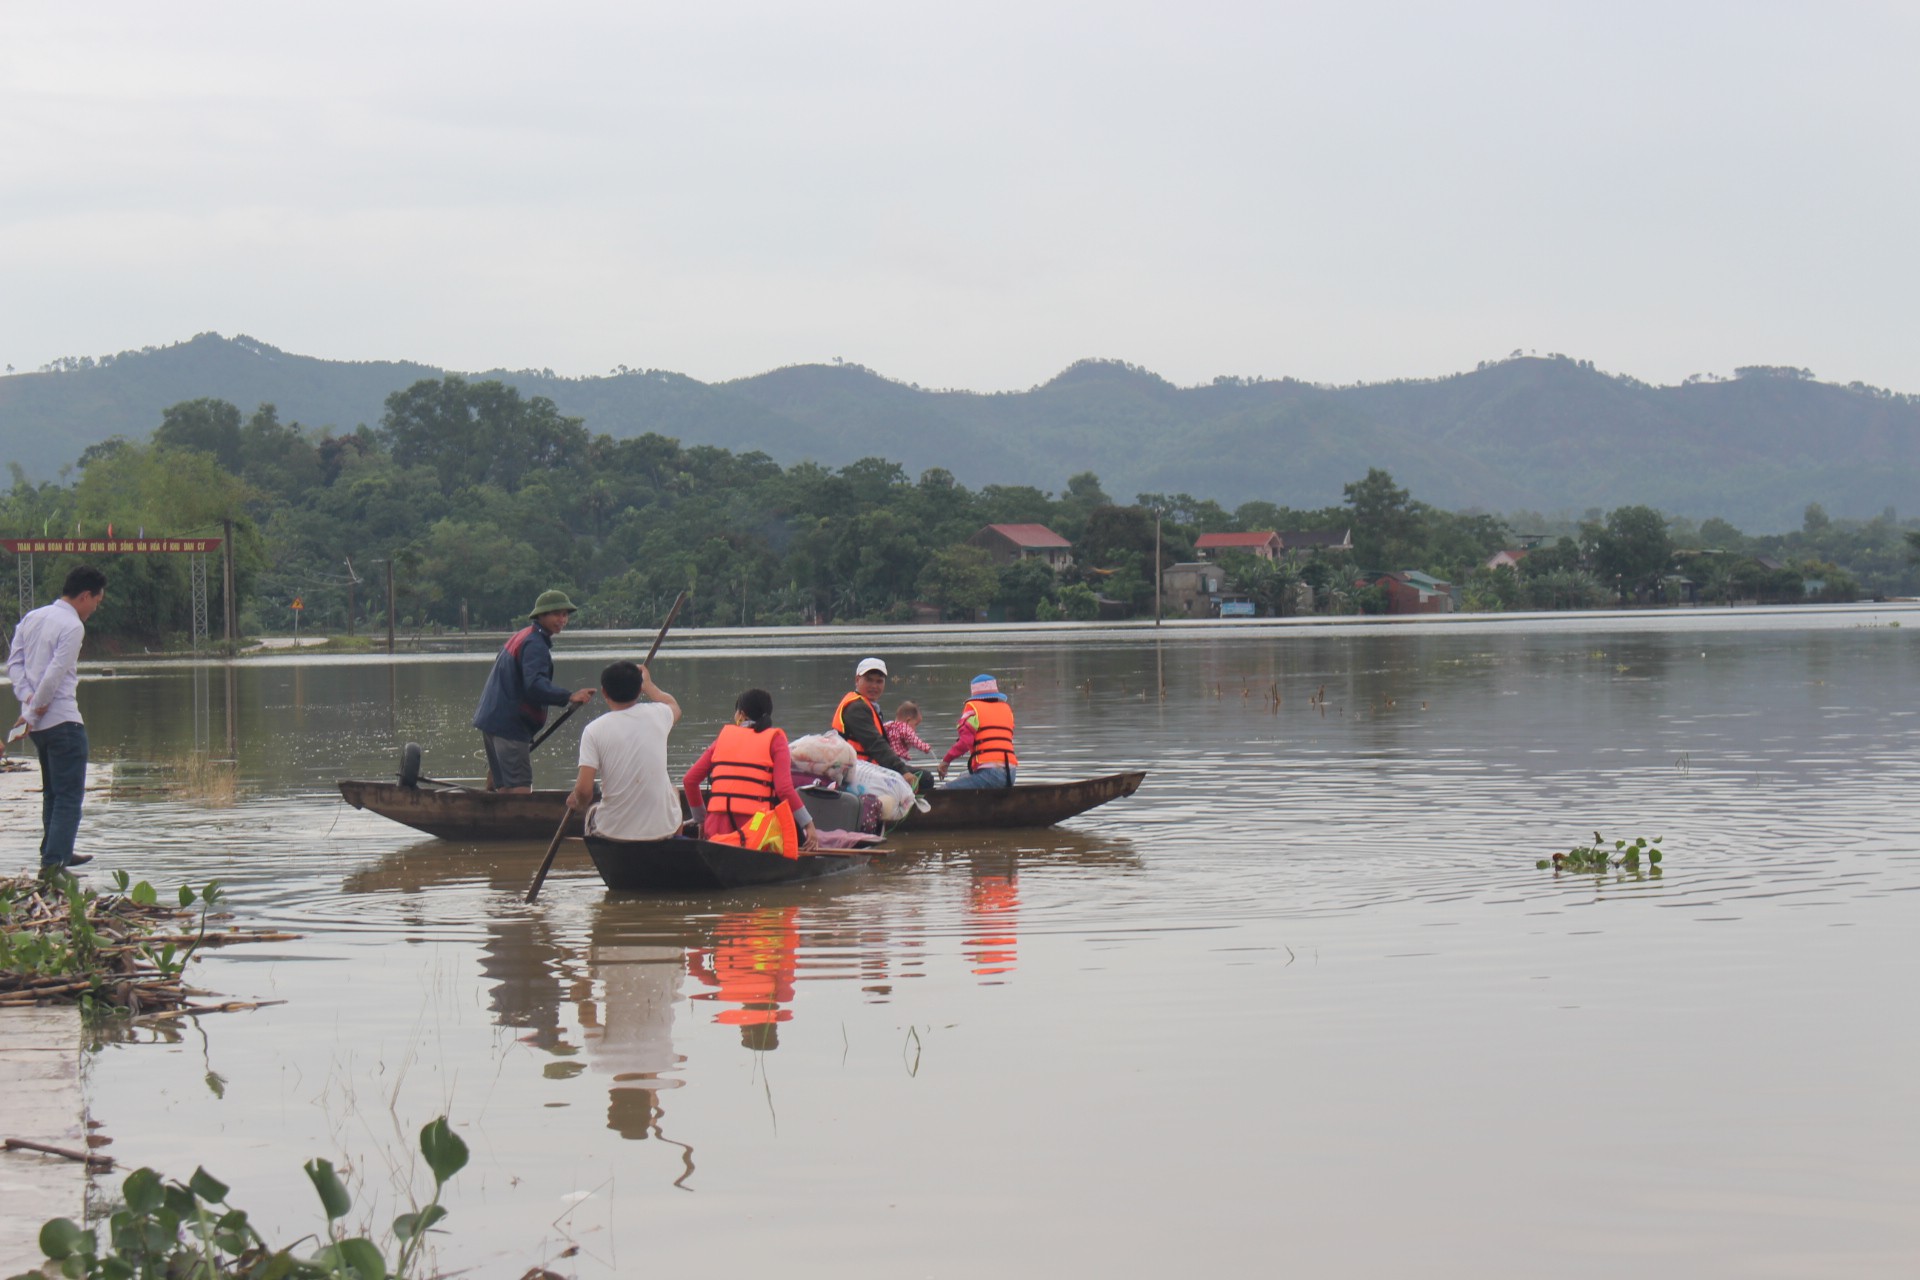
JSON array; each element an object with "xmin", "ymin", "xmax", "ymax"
[{"xmin": 2, "ymin": 333, "xmax": 1913, "ymax": 530}]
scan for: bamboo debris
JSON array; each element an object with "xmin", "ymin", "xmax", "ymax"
[
  {"xmin": 135, "ymin": 999, "xmax": 288, "ymax": 1025},
  {"xmin": 0, "ymin": 875, "xmax": 299, "ymax": 1016},
  {"xmin": 2, "ymin": 1137, "xmax": 115, "ymax": 1172}
]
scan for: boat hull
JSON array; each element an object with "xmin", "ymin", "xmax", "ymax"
[
  {"xmin": 583, "ymin": 834, "xmax": 871, "ymax": 891},
  {"xmin": 902, "ymin": 770, "xmax": 1147, "ymax": 831},
  {"xmin": 338, "ymin": 770, "xmax": 1146, "ymax": 841},
  {"xmin": 337, "ymin": 779, "xmax": 574, "ymax": 841}
]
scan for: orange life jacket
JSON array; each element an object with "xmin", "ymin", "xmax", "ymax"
[
  {"xmin": 706, "ymin": 801, "xmax": 800, "ymax": 859},
  {"xmin": 706, "ymin": 724, "xmax": 781, "ymax": 821},
  {"xmin": 964, "ymin": 698, "xmax": 1018, "ymax": 772},
  {"xmin": 832, "ymin": 691, "xmax": 884, "ymax": 762}
]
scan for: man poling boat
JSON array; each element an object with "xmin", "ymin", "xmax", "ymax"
[{"xmin": 471, "ymin": 589, "xmax": 596, "ymax": 793}]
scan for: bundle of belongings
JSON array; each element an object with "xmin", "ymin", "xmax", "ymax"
[{"xmin": 788, "ymin": 733, "xmax": 928, "ymax": 831}]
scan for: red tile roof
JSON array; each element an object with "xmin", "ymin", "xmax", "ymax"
[
  {"xmin": 983, "ymin": 523, "xmax": 1072, "ymax": 548},
  {"xmin": 1195, "ymin": 531, "xmax": 1281, "ymax": 548}
]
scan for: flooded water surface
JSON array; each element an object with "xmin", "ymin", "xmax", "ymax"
[{"xmin": 15, "ymin": 609, "xmax": 1920, "ymax": 1278}]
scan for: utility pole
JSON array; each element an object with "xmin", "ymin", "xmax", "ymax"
[
  {"xmin": 346, "ymin": 578, "xmax": 355, "ymax": 637},
  {"xmin": 385, "ymin": 560, "xmax": 396, "ymax": 655},
  {"xmin": 221, "ymin": 518, "xmax": 237, "ymax": 652},
  {"xmin": 1154, "ymin": 508, "xmax": 1163, "ymax": 627}
]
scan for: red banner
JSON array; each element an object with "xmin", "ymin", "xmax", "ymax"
[{"xmin": 2, "ymin": 538, "xmax": 222, "ymax": 554}]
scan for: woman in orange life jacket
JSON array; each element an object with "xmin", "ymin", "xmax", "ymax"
[
  {"xmin": 682, "ymin": 688, "xmax": 820, "ymax": 850},
  {"xmin": 937, "ymin": 673, "xmax": 1018, "ymax": 789}
]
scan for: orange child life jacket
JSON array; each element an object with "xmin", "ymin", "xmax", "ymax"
[
  {"xmin": 832, "ymin": 691, "xmax": 884, "ymax": 762},
  {"xmin": 964, "ymin": 698, "xmax": 1018, "ymax": 772}
]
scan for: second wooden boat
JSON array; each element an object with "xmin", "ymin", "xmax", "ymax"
[
  {"xmin": 338, "ymin": 769, "xmax": 1147, "ymax": 842},
  {"xmin": 582, "ymin": 834, "xmax": 874, "ymax": 891}
]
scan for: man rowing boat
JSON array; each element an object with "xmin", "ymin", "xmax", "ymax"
[{"xmin": 472, "ymin": 590, "xmax": 596, "ymax": 793}]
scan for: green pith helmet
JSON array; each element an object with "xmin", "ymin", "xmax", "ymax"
[{"xmin": 528, "ymin": 589, "xmax": 579, "ymax": 618}]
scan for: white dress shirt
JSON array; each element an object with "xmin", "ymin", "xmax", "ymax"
[{"xmin": 6, "ymin": 597, "xmax": 87, "ymax": 730}]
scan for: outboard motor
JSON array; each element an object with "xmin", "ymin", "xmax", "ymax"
[{"xmin": 398, "ymin": 742, "xmax": 423, "ymax": 789}]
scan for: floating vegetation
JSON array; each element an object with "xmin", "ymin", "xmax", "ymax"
[
  {"xmin": 1538, "ymin": 832, "xmax": 1664, "ymax": 875},
  {"xmin": 21, "ymin": 1116, "xmax": 472, "ymax": 1280},
  {"xmin": 0, "ymin": 872, "xmax": 296, "ymax": 1018}
]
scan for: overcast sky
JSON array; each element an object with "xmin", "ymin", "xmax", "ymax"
[{"xmin": 4, "ymin": 2, "xmax": 1916, "ymax": 392}]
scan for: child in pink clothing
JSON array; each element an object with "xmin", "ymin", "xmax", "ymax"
[{"xmin": 885, "ymin": 701, "xmax": 932, "ymax": 759}]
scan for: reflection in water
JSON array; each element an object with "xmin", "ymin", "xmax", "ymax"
[
  {"xmin": 689, "ymin": 907, "xmax": 800, "ymax": 1045},
  {"xmin": 581, "ymin": 910, "xmax": 695, "ymax": 1180},
  {"xmin": 965, "ymin": 872, "xmax": 1019, "ymax": 979},
  {"xmin": 61, "ymin": 611, "xmax": 1920, "ymax": 1275},
  {"xmin": 480, "ymin": 914, "xmax": 573, "ymax": 1054}
]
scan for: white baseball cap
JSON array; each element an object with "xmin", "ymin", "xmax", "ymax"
[{"xmin": 856, "ymin": 657, "xmax": 889, "ymax": 677}]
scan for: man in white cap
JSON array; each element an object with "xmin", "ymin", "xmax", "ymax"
[{"xmin": 831, "ymin": 657, "xmax": 919, "ymax": 783}]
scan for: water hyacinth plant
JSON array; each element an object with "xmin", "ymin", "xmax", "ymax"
[
  {"xmin": 14, "ymin": 1116, "xmax": 470, "ymax": 1280},
  {"xmin": 1538, "ymin": 832, "xmax": 1664, "ymax": 874}
]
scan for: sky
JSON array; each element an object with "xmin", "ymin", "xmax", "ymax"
[{"xmin": 4, "ymin": 1, "xmax": 1917, "ymax": 393}]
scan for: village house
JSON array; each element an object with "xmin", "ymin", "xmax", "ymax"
[
  {"xmin": 1359, "ymin": 570, "xmax": 1455, "ymax": 614},
  {"xmin": 1485, "ymin": 548, "xmax": 1528, "ymax": 571},
  {"xmin": 1194, "ymin": 531, "xmax": 1282, "ymax": 562},
  {"xmin": 1160, "ymin": 562, "xmax": 1255, "ymax": 618},
  {"xmin": 1276, "ymin": 528, "xmax": 1353, "ymax": 555},
  {"xmin": 968, "ymin": 523, "xmax": 1074, "ymax": 570}
]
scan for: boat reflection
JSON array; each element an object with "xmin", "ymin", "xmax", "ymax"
[{"xmin": 339, "ymin": 826, "xmax": 1142, "ymax": 1173}]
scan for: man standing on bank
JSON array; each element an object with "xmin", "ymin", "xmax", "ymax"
[
  {"xmin": 472, "ymin": 590, "xmax": 595, "ymax": 793},
  {"xmin": 7, "ymin": 566, "xmax": 107, "ymax": 870}
]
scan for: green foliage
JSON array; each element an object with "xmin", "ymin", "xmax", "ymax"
[
  {"xmin": 153, "ymin": 398, "xmax": 243, "ymax": 471},
  {"xmin": 25, "ymin": 1117, "xmax": 469, "ymax": 1280},
  {"xmin": 992, "ymin": 556, "xmax": 1058, "ymax": 621},
  {"xmin": 8, "ymin": 368, "xmax": 1912, "ymax": 639},
  {"xmin": 13, "ymin": 335, "xmax": 1920, "ymax": 535},
  {"xmin": 1056, "ymin": 582, "xmax": 1099, "ymax": 621},
  {"xmin": 1537, "ymin": 832, "xmax": 1664, "ymax": 875},
  {"xmin": 1587, "ymin": 505, "xmax": 1674, "ymax": 598},
  {"xmin": 1214, "ymin": 551, "xmax": 1306, "ymax": 616}
]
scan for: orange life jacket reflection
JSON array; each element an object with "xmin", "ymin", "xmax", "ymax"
[
  {"xmin": 690, "ymin": 907, "xmax": 799, "ymax": 1027},
  {"xmin": 832, "ymin": 692, "xmax": 884, "ymax": 761},
  {"xmin": 966, "ymin": 873, "xmax": 1020, "ymax": 977},
  {"xmin": 706, "ymin": 724, "xmax": 780, "ymax": 822},
  {"xmin": 964, "ymin": 698, "xmax": 1017, "ymax": 771}
]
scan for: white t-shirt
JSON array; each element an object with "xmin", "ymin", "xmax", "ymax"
[{"xmin": 578, "ymin": 702, "xmax": 679, "ymax": 841}]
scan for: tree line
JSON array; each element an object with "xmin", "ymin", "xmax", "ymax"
[{"xmin": 1, "ymin": 377, "xmax": 1910, "ymax": 646}]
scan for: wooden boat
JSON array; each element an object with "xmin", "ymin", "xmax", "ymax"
[
  {"xmin": 337, "ymin": 779, "xmax": 575, "ymax": 842},
  {"xmin": 891, "ymin": 770, "xmax": 1147, "ymax": 832},
  {"xmin": 583, "ymin": 834, "xmax": 873, "ymax": 892},
  {"xmin": 337, "ymin": 769, "xmax": 1146, "ymax": 841}
]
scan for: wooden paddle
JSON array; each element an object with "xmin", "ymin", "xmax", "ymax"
[
  {"xmin": 531, "ymin": 590, "xmax": 687, "ymax": 751},
  {"xmin": 523, "ymin": 591, "xmax": 688, "ymax": 903},
  {"xmin": 523, "ymin": 809, "xmax": 574, "ymax": 904}
]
